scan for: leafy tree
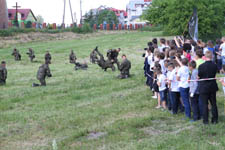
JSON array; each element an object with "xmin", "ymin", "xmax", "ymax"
[
  {"xmin": 143, "ymin": 0, "xmax": 225, "ymax": 41},
  {"xmin": 84, "ymin": 9, "xmax": 118, "ymax": 27},
  {"xmin": 36, "ymin": 15, "xmax": 44, "ymax": 24},
  {"xmin": 98, "ymin": 9, "xmax": 118, "ymax": 26}
]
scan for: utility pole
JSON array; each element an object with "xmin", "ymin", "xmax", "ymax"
[
  {"xmin": 62, "ymin": 0, "xmax": 66, "ymax": 27},
  {"xmin": 13, "ymin": 2, "xmax": 21, "ymax": 27},
  {"xmin": 0, "ymin": 0, "xmax": 9, "ymax": 29},
  {"xmin": 80, "ymin": 0, "xmax": 82, "ymax": 24},
  {"xmin": 68, "ymin": 0, "xmax": 74, "ymax": 24}
]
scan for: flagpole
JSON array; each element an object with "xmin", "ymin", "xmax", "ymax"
[{"xmin": 182, "ymin": 12, "xmax": 194, "ymax": 37}]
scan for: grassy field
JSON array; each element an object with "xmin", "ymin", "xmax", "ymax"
[{"xmin": 0, "ymin": 31, "xmax": 224, "ymax": 150}]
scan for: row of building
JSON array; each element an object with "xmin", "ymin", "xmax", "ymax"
[
  {"xmin": 88, "ymin": 0, "xmax": 152, "ymax": 25},
  {"xmin": 1, "ymin": 0, "xmax": 152, "ymax": 28}
]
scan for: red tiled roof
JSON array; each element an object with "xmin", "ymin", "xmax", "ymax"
[
  {"xmin": 8, "ymin": 9, "xmax": 36, "ymax": 21},
  {"xmin": 108, "ymin": 8, "xmax": 127, "ymax": 17}
]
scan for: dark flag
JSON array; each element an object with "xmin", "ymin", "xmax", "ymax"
[{"xmin": 189, "ymin": 7, "xmax": 198, "ymax": 41}]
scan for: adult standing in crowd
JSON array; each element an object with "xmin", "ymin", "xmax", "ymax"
[{"xmin": 198, "ymin": 51, "xmax": 218, "ymax": 124}]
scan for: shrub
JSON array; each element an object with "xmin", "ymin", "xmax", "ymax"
[
  {"xmin": 139, "ymin": 25, "xmax": 163, "ymax": 32},
  {"xmin": 72, "ymin": 23, "xmax": 93, "ymax": 34}
]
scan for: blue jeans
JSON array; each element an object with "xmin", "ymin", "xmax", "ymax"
[
  {"xmin": 217, "ymin": 59, "xmax": 222, "ymax": 71},
  {"xmin": 159, "ymin": 90, "xmax": 167, "ymax": 102},
  {"xmin": 190, "ymin": 94, "xmax": 200, "ymax": 121},
  {"xmin": 179, "ymin": 87, "xmax": 191, "ymax": 118},
  {"xmin": 222, "ymin": 56, "xmax": 225, "ymax": 65}
]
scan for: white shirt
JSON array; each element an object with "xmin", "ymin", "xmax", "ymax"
[
  {"xmin": 203, "ymin": 47, "xmax": 209, "ymax": 55},
  {"xmin": 177, "ymin": 66, "xmax": 189, "ymax": 88},
  {"xmin": 159, "ymin": 44, "xmax": 166, "ymax": 52},
  {"xmin": 147, "ymin": 54, "xmax": 154, "ymax": 71},
  {"xmin": 169, "ymin": 69, "xmax": 179, "ymax": 92},
  {"xmin": 220, "ymin": 43, "xmax": 225, "ymax": 56},
  {"xmin": 159, "ymin": 59, "xmax": 166, "ymax": 75},
  {"xmin": 157, "ymin": 74, "xmax": 167, "ymax": 91}
]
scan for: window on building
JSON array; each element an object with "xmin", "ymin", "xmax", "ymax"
[
  {"xmin": 21, "ymin": 13, "xmax": 25, "ymax": 18},
  {"xmin": 8, "ymin": 13, "xmax": 12, "ymax": 18}
]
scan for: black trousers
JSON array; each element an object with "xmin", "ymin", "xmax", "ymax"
[
  {"xmin": 0, "ymin": 79, "xmax": 6, "ymax": 85},
  {"xmin": 200, "ymin": 92, "xmax": 218, "ymax": 124}
]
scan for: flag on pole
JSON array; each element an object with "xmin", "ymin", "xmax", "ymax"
[{"xmin": 188, "ymin": 7, "xmax": 198, "ymax": 41}]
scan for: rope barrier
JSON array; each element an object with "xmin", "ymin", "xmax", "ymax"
[{"xmin": 146, "ymin": 72, "xmax": 224, "ymax": 82}]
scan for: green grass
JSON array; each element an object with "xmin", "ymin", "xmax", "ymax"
[{"xmin": 0, "ymin": 31, "xmax": 224, "ymax": 150}]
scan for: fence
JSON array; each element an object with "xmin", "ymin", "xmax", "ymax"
[{"xmin": 7, "ymin": 22, "xmax": 151, "ymax": 31}]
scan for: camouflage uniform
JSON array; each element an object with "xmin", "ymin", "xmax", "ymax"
[
  {"xmin": 12, "ymin": 49, "xmax": 21, "ymax": 61},
  {"xmin": 26, "ymin": 48, "xmax": 35, "ymax": 62},
  {"xmin": 95, "ymin": 48, "xmax": 115, "ymax": 71},
  {"xmin": 90, "ymin": 49, "xmax": 98, "ymax": 64},
  {"xmin": 45, "ymin": 52, "xmax": 52, "ymax": 64},
  {"xmin": 118, "ymin": 58, "xmax": 131, "ymax": 79},
  {"xmin": 75, "ymin": 62, "xmax": 88, "ymax": 70},
  {"xmin": 107, "ymin": 49, "xmax": 120, "ymax": 69},
  {"xmin": 33, "ymin": 64, "xmax": 52, "ymax": 87},
  {"xmin": 0, "ymin": 64, "xmax": 7, "ymax": 85},
  {"xmin": 69, "ymin": 50, "xmax": 77, "ymax": 64}
]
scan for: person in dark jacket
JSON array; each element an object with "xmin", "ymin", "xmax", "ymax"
[
  {"xmin": 198, "ymin": 51, "xmax": 219, "ymax": 124},
  {"xmin": 69, "ymin": 50, "xmax": 77, "ymax": 64},
  {"xmin": 12, "ymin": 48, "xmax": 21, "ymax": 61},
  {"xmin": 45, "ymin": 51, "xmax": 52, "ymax": 64},
  {"xmin": 26, "ymin": 48, "xmax": 35, "ymax": 62},
  {"xmin": 0, "ymin": 61, "xmax": 7, "ymax": 85},
  {"xmin": 118, "ymin": 54, "xmax": 131, "ymax": 79}
]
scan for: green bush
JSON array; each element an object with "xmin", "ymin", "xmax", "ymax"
[
  {"xmin": 0, "ymin": 29, "xmax": 14, "ymax": 36},
  {"xmin": 72, "ymin": 23, "xmax": 93, "ymax": 34},
  {"xmin": 0, "ymin": 24, "xmax": 93, "ymax": 37},
  {"xmin": 139, "ymin": 25, "xmax": 163, "ymax": 32},
  {"xmin": 0, "ymin": 27, "xmax": 36, "ymax": 37}
]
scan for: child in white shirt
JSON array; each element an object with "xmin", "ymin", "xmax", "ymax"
[
  {"xmin": 156, "ymin": 69, "xmax": 167, "ymax": 109},
  {"xmin": 176, "ymin": 58, "xmax": 191, "ymax": 119}
]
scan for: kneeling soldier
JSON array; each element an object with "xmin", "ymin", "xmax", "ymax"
[
  {"xmin": 118, "ymin": 54, "xmax": 131, "ymax": 79},
  {"xmin": 33, "ymin": 63, "xmax": 52, "ymax": 87},
  {"xmin": 69, "ymin": 50, "xmax": 77, "ymax": 64},
  {"xmin": 26, "ymin": 48, "xmax": 35, "ymax": 62}
]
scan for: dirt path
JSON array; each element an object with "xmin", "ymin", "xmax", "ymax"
[{"xmin": 0, "ymin": 31, "xmax": 131, "ymax": 48}]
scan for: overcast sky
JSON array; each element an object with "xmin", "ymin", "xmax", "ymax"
[{"xmin": 7, "ymin": 0, "xmax": 130, "ymax": 25}]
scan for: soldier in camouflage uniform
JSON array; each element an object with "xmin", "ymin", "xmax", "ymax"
[
  {"xmin": 75, "ymin": 62, "xmax": 88, "ymax": 70},
  {"xmin": 69, "ymin": 50, "xmax": 77, "ymax": 64},
  {"xmin": 118, "ymin": 54, "xmax": 131, "ymax": 79},
  {"xmin": 26, "ymin": 48, "xmax": 35, "ymax": 62},
  {"xmin": 45, "ymin": 51, "xmax": 52, "ymax": 64},
  {"xmin": 107, "ymin": 48, "xmax": 121, "ymax": 69},
  {"xmin": 94, "ymin": 47, "xmax": 115, "ymax": 71},
  {"xmin": 32, "ymin": 63, "xmax": 52, "ymax": 87},
  {"xmin": 12, "ymin": 48, "xmax": 21, "ymax": 61},
  {"xmin": 90, "ymin": 48, "xmax": 98, "ymax": 64},
  {"xmin": 0, "ymin": 61, "xmax": 7, "ymax": 85}
]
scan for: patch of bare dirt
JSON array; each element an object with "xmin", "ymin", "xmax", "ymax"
[
  {"xmin": 86, "ymin": 132, "xmax": 107, "ymax": 140},
  {"xmin": 0, "ymin": 31, "xmax": 130, "ymax": 48}
]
